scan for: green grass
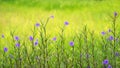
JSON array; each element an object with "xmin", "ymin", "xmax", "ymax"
[
  {"xmin": 0, "ymin": 0, "xmax": 120, "ymax": 34},
  {"xmin": 0, "ymin": 1, "xmax": 120, "ymax": 67}
]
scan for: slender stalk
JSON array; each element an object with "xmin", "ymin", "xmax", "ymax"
[
  {"xmin": 56, "ymin": 43, "xmax": 60, "ymax": 68},
  {"xmin": 77, "ymin": 34, "xmax": 83, "ymax": 68},
  {"xmin": 23, "ymin": 42, "xmax": 32, "ymax": 67},
  {"xmin": 18, "ymin": 44, "xmax": 21, "ymax": 68},
  {"xmin": 9, "ymin": 57, "xmax": 12, "ymax": 68},
  {"xmin": 83, "ymin": 26, "xmax": 90, "ymax": 67},
  {"xmin": 59, "ymin": 27, "xmax": 66, "ymax": 67},
  {"xmin": 71, "ymin": 46, "xmax": 74, "ymax": 68},
  {"xmin": 40, "ymin": 18, "xmax": 50, "ymax": 68},
  {"xmin": 90, "ymin": 31, "xmax": 96, "ymax": 68},
  {"xmin": 10, "ymin": 31, "xmax": 18, "ymax": 67},
  {"xmin": 101, "ymin": 36, "xmax": 107, "ymax": 68},
  {"xmin": 3, "ymin": 52, "xmax": 5, "ymax": 68},
  {"xmin": 112, "ymin": 14, "xmax": 117, "ymax": 68}
]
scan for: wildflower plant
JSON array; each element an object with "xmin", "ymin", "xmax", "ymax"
[
  {"xmin": 82, "ymin": 25, "xmax": 90, "ymax": 67},
  {"xmin": 109, "ymin": 12, "xmax": 118, "ymax": 68},
  {"xmin": 76, "ymin": 33, "xmax": 83, "ymax": 68},
  {"xmin": 0, "ymin": 13, "xmax": 120, "ymax": 68},
  {"xmin": 58, "ymin": 21, "xmax": 69, "ymax": 67}
]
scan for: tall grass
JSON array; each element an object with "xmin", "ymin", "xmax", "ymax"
[{"xmin": 0, "ymin": 12, "xmax": 120, "ymax": 68}]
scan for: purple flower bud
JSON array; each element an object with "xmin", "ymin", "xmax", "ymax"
[
  {"xmin": 50, "ymin": 15, "xmax": 54, "ymax": 18},
  {"xmin": 115, "ymin": 52, "xmax": 119, "ymax": 56},
  {"xmin": 35, "ymin": 23, "xmax": 40, "ymax": 27},
  {"xmin": 108, "ymin": 64, "xmax": 112, "ymax": 68},
  {"xmin": 29, "ymin": 36, "xmax": 33, "ymax": 41},
  {"xmin": 108, "ymin": 29, "xmax": 111, "ymax": 32},
  {"xmin": 101, "ymin": 31, "xmax": 105, "ymax": 35},
  {"xmin": 64, "ymin": 21, "xmax": 69, "ymax": 26},
  {"xmin": 34, "ymin": 41, "xmax": 38, "ymax": 46},
  {"xmin": 16, "ymin": 43, "xmax": 20, "ymax": 47},
  {"xmin": 4, "ymin": 47, "xmax": 8, "ymax": 52},
  {"xmin": 114, "ymin": 12, "xmax": 117, "ymax": 17},
  {"xmin": 14, "ymin": 36, "xmax": 19, "ymax": 41},
  {"xmin": 52, "ymin": 37, "xmax": 57, "ymax": 41},
  {"xmin": 109, "ymin": 36, "xmax": 114, "ymax": 41},
  {"xmin": 69, "ymin": 41, "xmax": 74, "ymax": 46},
  {"xmin": 103, "ymin": 59, "xmax": 109, "ymax": 65},
  {"xmin": 2, "ymin": 34, "xmax": 4, "ymax": 38}
]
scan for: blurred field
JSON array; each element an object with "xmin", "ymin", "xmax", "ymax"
[
  {"xmin": 1, "ymin": 0, "xmax": 120, "ymax": 67},
  {"xmin": 0, "ymin": 0, "xmax": 120, "ymax": 35}
]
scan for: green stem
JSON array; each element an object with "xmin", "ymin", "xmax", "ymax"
[{"xmin": 113, "ymin": 16, "xmax": 116, "ymax": 68}]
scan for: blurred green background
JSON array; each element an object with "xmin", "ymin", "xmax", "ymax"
[{"xmin": 0, "ymin": 0, "xmax": 120, "ymax": 36}]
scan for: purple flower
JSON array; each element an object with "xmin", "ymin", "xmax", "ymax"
[
  {"xmin": 108, "ymin": 64, "xmax": 112, "ymax": 68},
  {"xmin": 101, "ymin": 31, "xmax": 105, "ymax": 35},
  {"xmin": 108, "ymin": 29, "xmax": 111, "ymax": 32},
  {"xmin": 2, "ymin": 34, "xmax": 4, "ymax": 38},
  {"xmin": 16, "ymin": 43, "xmax": 20, "ymax": 47},
  {"xmin": 114, "ymin": 12, "xmax": 117, "ymax": 17},
  {"xmin": 52, "ymin": 37, "xmax": 57, "ymax": 41},
  {"xmin": 109, "ymin": 36, "xmax": 114, "ymax": 41},
  {"xmin": 34, "ymin": 41, "xmax": 38, "ymax": 46},
  {"xmin": 115, "ymin": 52, "xmax": 119, "ymax": 56},
  {"xmin": 14, "ymin": 36, "xmax": 19, "ymax": 41},
  {"xmin": 64, "ymin": 21, "xmax": 69, "ymax": 26},
  {"xmin": 103, "ymin": 59, "xmax": 109, "ymax": 65},
  {"xmin": 29, "ymin": 36, "xmax": 33, "ymax": 41},
  {"xmin": 35, "ymin": 23, "xmax": 40, "ymax": 27},
  {"xmin": 50, "ymin": 15, "xmax": 54, "ymax": 18},
  {"xmin": 69, "ymin": 41, "xmax": 74, "ymax": 46},
  {"xmin": 4, "ymin": 47, "xmax": 8, "ymax": 52}
]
